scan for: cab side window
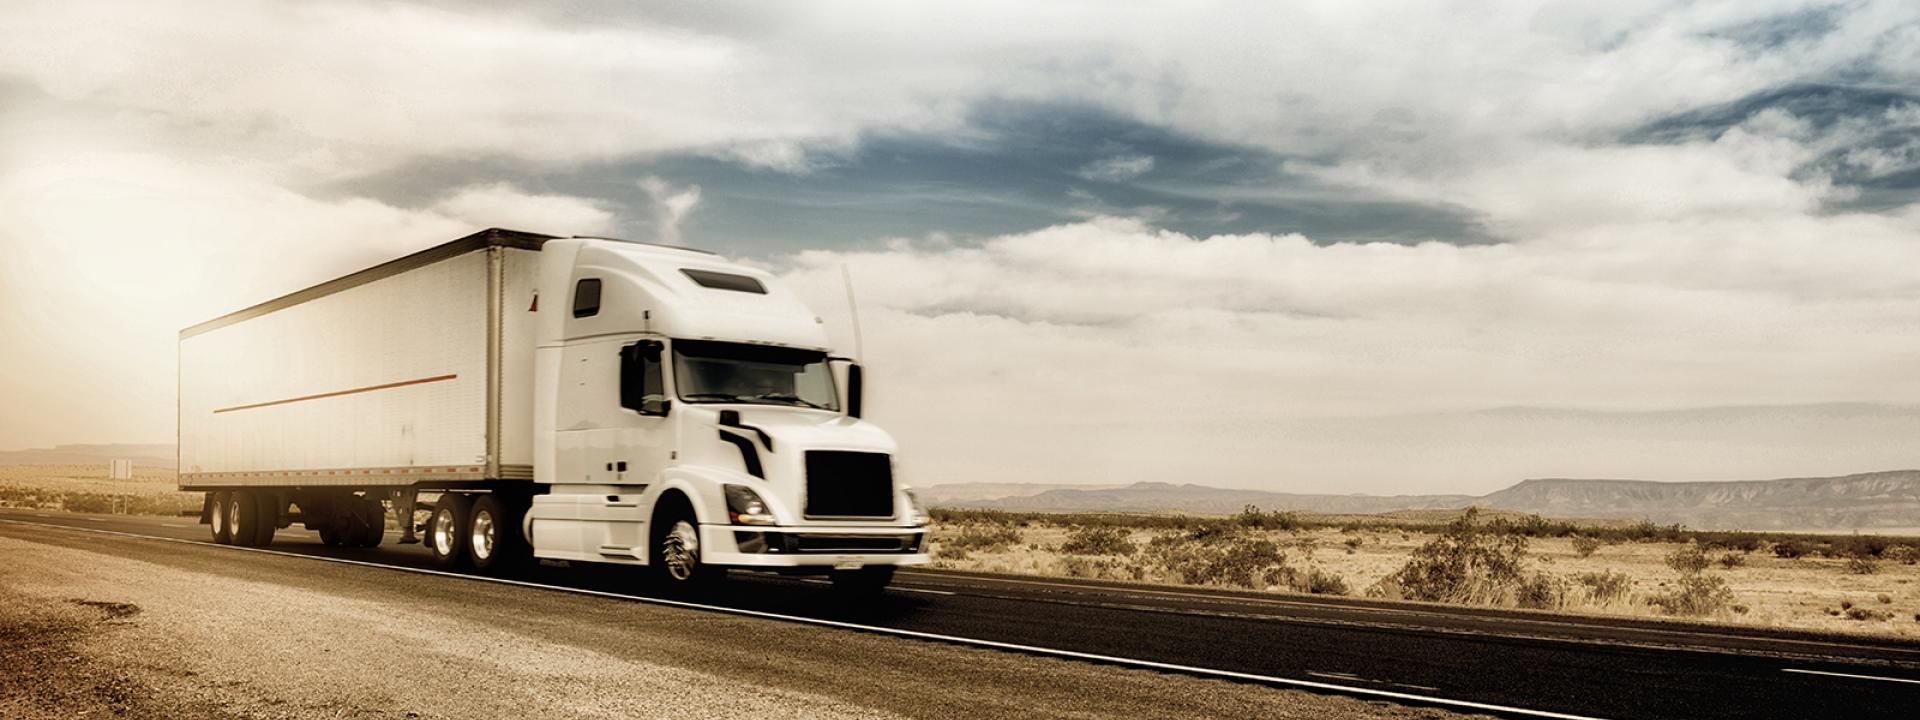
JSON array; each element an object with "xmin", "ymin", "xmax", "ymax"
[{"xmin": 572, "ymin": 278, "xmax": 602, "ymax": 318}]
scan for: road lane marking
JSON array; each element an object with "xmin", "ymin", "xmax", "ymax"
[
  {"xmin": 0, "ymin": 517, "xmax": 1605, "ymax": 720},
  {"xmin": 1783, "ymin": 668, "xmax": 1920, "ymax": 685}
]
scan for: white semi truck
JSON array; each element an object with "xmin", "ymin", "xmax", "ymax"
[{"xmin": 179, "ymin": 228, "xmax": 929, "ymax": 592}]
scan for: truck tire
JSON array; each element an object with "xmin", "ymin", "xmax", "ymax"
[
  {"xmin": 427, "ymin": 493, "xmax": 471, "ymax": 570},
  {"xmin": 209, "ymin": 491, "xmax": 233, "ymax": 545},
  {"xmin": 228, "ymin": 491, "xmax": 260, "ymax": 547},
  {"xmin": 353, "ymin": 496, "xmax": 385, "ymax": 548},
  {"xmin": 830, "ymin": 566, "xmax": 895, "ymax": 596},
  {"xmin": 251, "ymin": 492, "xmax": 279, "ymax": 547},
  {"xmin": 649, "ymin": 500, "xmax": 713, "ymax": 589},
  {"xmin": 318, "ymin": 524, "xmax": 342, "ymax": 547},
  {"xmin": 468, "ymin": 494, "xmax": 528, "ymax": 574}
]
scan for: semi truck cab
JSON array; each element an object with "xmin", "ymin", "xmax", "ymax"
[{"xmin": 517, "ymin": 239, "xmax": 930, "ymax": 588}]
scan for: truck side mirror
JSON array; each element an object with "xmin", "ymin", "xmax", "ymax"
[
  {"xmin": 621, "ymin": 340, "xmax": 669, "ymax": 416},
  {"xmin": 845, "ymin": 362, "xmax": 863, "ymax": 419}
]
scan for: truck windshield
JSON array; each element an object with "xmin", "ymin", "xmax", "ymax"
[{"xmin": 672, "ymin": 340, "xmax": 839, "ymax": 411}]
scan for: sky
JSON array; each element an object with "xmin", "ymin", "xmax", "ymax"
[{"xmin": 3, "ymin": 1, "xmax": 1919, "ymax": 494}]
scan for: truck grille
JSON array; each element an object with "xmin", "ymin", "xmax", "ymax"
[{"xmin": 803, "ymin": 451, "xmax": 894, "ymax": 518}]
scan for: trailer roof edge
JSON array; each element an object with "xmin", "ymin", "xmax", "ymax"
[{"xmin": 179, "ymin": 228, "xmax": 559, "ymax": 339}]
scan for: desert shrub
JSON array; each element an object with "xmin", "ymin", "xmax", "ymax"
[
  {"xmin": 1576, "ymin": 571, "xmax": 1632, "ymax": 604},
  {"xmin": 1878, "ymin": 593, "xmax": 1893, "ymax": 604},
  {"xmin": 1846, "ymin": 556, "xmax": 1879, "ymax": 575},
  {"xmin": 1884, "ymin": 545, "xmax": 1920, "ymax": 565},
  {"xmin": 1717, "ymin": 553, "xmax": 1746, "ymax": 569},
  {"xmin": 1516, "ymin": 572, "xmax": 1568, "ymax": 609},
  {"xmin": 1570, "ymin": 536, "xmax": 1602, "ymax": 558},
  {"xmin": 1665, "ymin": 545, "xmax": 1710, "ymax": 575},
  {"xmin": 1298, "ymin": 568, "xmax": 1349, "ymax": 595},
  {"xmin": 61, "ymin": 493, "xmax": 116, "ymax": 513},
  {"xmin": 1376, "ymin": 508, "xmax": 1530, "ymax": 605},
  {"xmin": 1826, "ymin": 535, "xmax": 1893, "ymax": 559},
  {"xmin": 1699, "ymin": 532, "xmax": 1762, "ymax": 553},
  {"xmin": 1059, "ymin": 556, "xmax": 1138, "ymax": 580},
  {"xmin": 1846, "ymin": 607, "xmax": 1893, "ymax": 622},
  {"xmin": 1061, "ymin": 525, "xmax": 1136, "ymax": 556},
  {"xmin": 1649, "ymin": 575, "xmax": 1735, "ymax": 616},
  {"xmin": 1343, "ymin": 537, "xmax": 1363, "ymax": 553},
  {"xmin": 1773, "ymin": 539, "xmax": 1810, "ymax": 559},
  {"xmin": 1147, "ymin": 534, "xmax": 1293, "ymax": 589},
  {"xmin": 938, "ymin": 523, "xmax": 1023, "ymax": 558},
  {"xmin": 1234, "ymin": 505, "xmax": 1300, "ymax": 531}
]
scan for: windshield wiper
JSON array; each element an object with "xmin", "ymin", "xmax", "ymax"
[
  {"xmin": 746, "ymin": 392, "xmax": 829, "ymax": 410},
  {"xmin": 681, "ymin": 392, "xmax": 746, "ymax": 402}
]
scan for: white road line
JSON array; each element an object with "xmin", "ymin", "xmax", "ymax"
[
  {"xmin": 160, "ymin": 522, "xmax": 190, "ymax": 528},
  {"xmin": 1783, "ymin": 668, "xmax": 1920, "ymax": 685},
  {"xmin": 1308, "ymin": 671, "xmax": 1441, "ymax": 693},
  {"xmin": 0, "ymin": 518, "xmax": 1605, "ymax": 720}
]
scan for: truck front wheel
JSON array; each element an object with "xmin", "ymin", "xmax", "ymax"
[
  {"xmin": 427, "ymin": 493, "xmax": 471, "ymax": 570},
  {"xmin": 649, "ymin": 502, "xmax": 714, "ymax": 589}
]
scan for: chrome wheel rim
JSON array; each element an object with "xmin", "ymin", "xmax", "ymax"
[
  {"xmin": 211, "ymin": 496, "xmax": 228, "ymax": 535},
  {"xmin": 663, "ymin": 520, "xmax": 699, "ymax": 581},
  {"xmin": 470, "ymin": 509, "xmax": 495, "ymax": 561},
  {"xmin": 432, "ymin": 507, "xmax": 457, "ymax": 555},
  {"xmin": 228, "ymin": 498, "xmax": 244, "ymax": 535}
]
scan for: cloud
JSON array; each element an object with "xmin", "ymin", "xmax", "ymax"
[
  {"xmin": 432, "ymin": 183, "xmax": 614, "ymax": 236},
  {"xmin": 1077, "ymin": 154, "xmax": 1155, "ymax": 182},
  {"xmin": 639, "ymin": 176, "xmax": 703, "ymax": 245},
  {"xmin": 781, "ymin": 212, "xmax": 1920, "ymax": 489}
]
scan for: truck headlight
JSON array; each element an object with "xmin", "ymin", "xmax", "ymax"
[
  {"xmin": 724, "ymin": 484, "xmax": 777, "ymax": 526},
  {"xmin": 904, "ymin": 488, "xmax": 930, "ymax": 527}
]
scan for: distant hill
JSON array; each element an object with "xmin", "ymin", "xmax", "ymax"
[
  {"xmin": 0, "ymin": 444, "xmax": 176, "ymax": 468},
  {"xmin": 928, "ymin": 470, "xmax": 1920, "ymax": 531}
]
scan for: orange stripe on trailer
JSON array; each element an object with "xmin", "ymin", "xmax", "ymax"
[{"xmin": 212, "ymin": 373, "xmax": 458, "ymax": 413}]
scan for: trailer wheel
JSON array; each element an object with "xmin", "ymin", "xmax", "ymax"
[
  {"xmin": 353, "ymin": 496, "xmax": 385, "ymax": 548},
  {"xmin": 318, "ymin": 525, "xmax": 342, "ymax": 547},
  {"xmin": 649, "ymin": 499, "xmax": 713, "ymax": 589},
  {"xmin": 468, "ymin": 495, "xmax": 528, "ymax": 574},
  {"xmin": 427, "ymin": 493, "xmax": 471, "ymax": 570},
  {"xmin": 830, "ymin": 566, "xmax": 895, "ymax": 597},
  {"xmin": 209, "ymin": 491, "xmax": 233, "ymax": 545},
  {"xmin": 228, "ymin": 491, "xmax": 260, "ymax": 547},
  {"xmin": 251, "ymin": 492, "xmax": 279, "ymax": 547}
]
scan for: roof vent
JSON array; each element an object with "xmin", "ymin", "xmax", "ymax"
[{"xmin": 681, "ymin": 269, "xmax": 767, "ymax": 294}]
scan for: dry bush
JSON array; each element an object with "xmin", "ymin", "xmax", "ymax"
[
  {"xmin": 936, "ymin": 523, "xmax": 1023, "ymax": 559},
  {"xmin": 1516, "ymin": 572, "xmax": 1568, "ymax": 610},
  {"xmin": 1373, "ymin": 508, "xmax": 1529, "ymax": 605},
  {"xmin": 1060, "ymin": 525, "xmax": 1136, "ymax": 556},
  {"xmin": 1665, "ymin": 545, "xmax": 1710, "ymax": 575},
  {"xmin": 1570, "ymin": 536, "xmax": 1602, "ymax": 558},
  {"xmin": 1649, "ymin": 575, "xmax": 1735, "ymax": 616},
  {"xmin": 1846, "ymin": 606, "xmax": 1894, "ymax": 622},
  {"xmin": 1234, "ymin": 504, "xmax": 1301, "ymax": 531},
  {"xmin": 1576, "ymin": 571, "xmax": 1632, "ymax": 605},
  {"xmin": 1772, "ymin": 539, "xmax": 1811, "ymax": 559},
  {"xmin": 1717, "ymin": 553, "xmax": 1746, "ymax": 569},
  {"xmin": 1846, "ymin": 556, "xmax": 1879, "ymax": 574},
  {"xmin": 1299, "ymin": 568, "xmax": 1350, "ymax": 595},
  {"xmin": 1885, "ymin": 545, "xmax": 1920, "ymax": 565},
  {"xmin": 1342, "ymin": 537, "xmax": 1363, "ymax": 554}
]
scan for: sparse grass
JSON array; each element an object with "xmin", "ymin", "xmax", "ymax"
[
  {"xmin": 1372, "ymin": 508, "xmax": 1530, "ymax": 605},
  {"xmin": 0, "ymin": 465, "xmax": 198, "ymax": 516},
  {"xmin": 926, "ymin": 504, "xmax": 1920, "ymax": 638}
]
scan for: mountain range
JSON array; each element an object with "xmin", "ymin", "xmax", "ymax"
[{"xmin": 923, "ymin": 470, "xmax": 1920, "ymax": 531}]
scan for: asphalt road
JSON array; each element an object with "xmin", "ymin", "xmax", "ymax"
[{"xmin": 4, "ymin": 507, "xmax": 1918, "ymax": 719}]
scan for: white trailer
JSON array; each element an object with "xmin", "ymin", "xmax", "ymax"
[{"xmin": 180, "ymin": 228, "xmax": 928, "ymax": 591}]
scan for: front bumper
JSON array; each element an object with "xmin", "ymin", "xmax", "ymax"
[{"xmin": 702, "ymin": 524, "xmax": 931, "ymax": 568}]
